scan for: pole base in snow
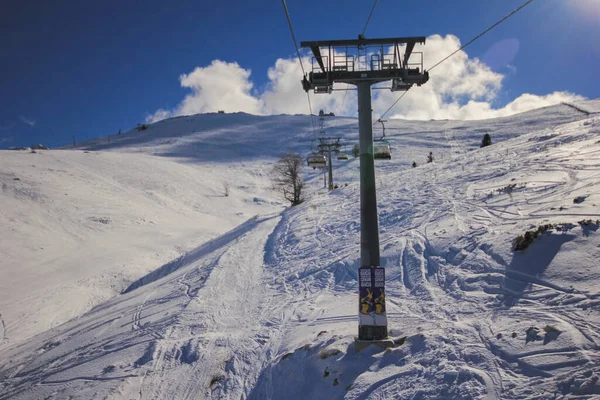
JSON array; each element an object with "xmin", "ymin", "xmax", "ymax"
[
  {"xmin": 358, "ymin": 325, "xmax": 388, "ymax": 341},
  {"xmin": 354, "ymin": 337, "xmax": 394, "ymax": 353}
]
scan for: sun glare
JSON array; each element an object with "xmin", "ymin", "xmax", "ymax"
[{"xmin": 572, "ymin": 0, "xmax": 600, "ymax": 21}]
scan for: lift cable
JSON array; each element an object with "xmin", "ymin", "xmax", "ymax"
[
  {"xmin": 428, "ymin": 0, "xmax": 536, "ymax": 71},
  {"xmin": 362, "ymin": 0, "xmax": 379, "ymax": 36},
  {"xmin": 281, "ymin": 0, "xmax": 316, "ymax": 136},
  {"xmin": 281, "ymin": 0, "xmax": 305, "ymax": 76},
  {"xmin": 375, "ymin": 88, "xmax": 411, "ymax": 126},
  {"xmin": 375, "ymin": 0, "xmax": 536, "ymax": 121}
]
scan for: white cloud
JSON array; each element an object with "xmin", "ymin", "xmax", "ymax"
[
  {"xmin": 147, "ymin": 34, "xmax": 585, "ymax": 123},
  {"xmin": 19, "ymin": 116, "xmax": 36, "ymax": 127},
  {"xmin": 146, "ymin": 60, "xmax": 264, "ymax": 122}
]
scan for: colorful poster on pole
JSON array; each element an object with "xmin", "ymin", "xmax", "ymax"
[{"xmin": 358, "ymin": 267, "xmax": 387, "ymax": 326}]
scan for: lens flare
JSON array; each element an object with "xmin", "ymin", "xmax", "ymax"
[{"xmin": 572, "ymin": 0, "xmax": 600, "ymax": 21}]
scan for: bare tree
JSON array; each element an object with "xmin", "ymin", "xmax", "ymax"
[{"xmin": 272, "ymin": 152, "xmax": 304, "ymax": 206}]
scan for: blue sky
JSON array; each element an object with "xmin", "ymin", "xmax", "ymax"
[{"xmin": 1, "ymin": 0, "xmax": 598, "ymax": 148}]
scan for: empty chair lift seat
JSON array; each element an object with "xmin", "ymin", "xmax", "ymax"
[
  {"xmin": 373, "ymin": 143, "xmax": 391, "ymax": 160},
  {"xmin": 307, "ymin": 153, "xmax": 327, "ymax": 169}
]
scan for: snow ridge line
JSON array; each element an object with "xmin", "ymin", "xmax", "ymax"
[{"xmin": 122, "ymin": 215, "xmax": 261, "ymax": 294}]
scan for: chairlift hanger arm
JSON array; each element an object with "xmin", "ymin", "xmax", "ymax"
[
  {"xmin": 377, "ymin": 119, "xmax": 386, "ymax": 140},
  {"xmin": 403, "ymin": 41, "xmax": 416, "ymax": 67},
  {"xmin": 310, "ymin": 45, "xmax": 326, "ymax": 73}
]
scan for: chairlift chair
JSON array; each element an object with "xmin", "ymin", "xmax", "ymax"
[
  {"xmin": 373, "ymin": 138, "xmax": 392, "ymax": 160},
  {"xmin": 307, "ymin": 152, "xmax": 327, "ymax": 169},
  {"xmin": 337, "ymin": 152, "xmax": 349, "ymax": 160},
  {"xmin": 373, "ymin": 143, "xmax": 391, "ymax": 160}
]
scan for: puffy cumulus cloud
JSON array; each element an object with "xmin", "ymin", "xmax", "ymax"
[
  {"xmin": 146, "ymin": 108, "xmax": 171, "ymax": 124},
  {"xmin": 374, "ymin": 35, "xmax": 583, "ymax": 120},
  {"xmin": 147, "ymin": 35, "xmax": 585, "ymax": 123},
  {"xmin": 261, "ymin": 55, "xmax": 357, "ymax": 117},
  {"xmin": 146, "ymin": 60, "xmax": 264, "ymax": 122}
]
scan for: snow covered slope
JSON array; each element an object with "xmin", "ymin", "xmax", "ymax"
[
  {"xmin": 1, "ymin": 100, "xmax": 599, "ymax": 399},
  {"xmin": 0, "ymin": 150, "xmax": 281, "ymax": 347}
]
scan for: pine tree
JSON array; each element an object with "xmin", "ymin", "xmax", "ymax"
[
  {"xmin": 427, "ymin": 151, "xmax": 433, "ymax": 163},
  {"xmin": 352, "ymin": 144, "xmax": 360, "ymax": 158},
  {"xmin": 481, "ymin": 133, "xmax": 492, "ymax": 147},
  {"xmin": 412, "ymin": 161, "xmax": 417, "ymax": 168}
]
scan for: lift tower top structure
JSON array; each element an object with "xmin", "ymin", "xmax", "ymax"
[
  {"xmin": 301, "ymin": 35, "xmax": 429, "ymax": 341},
  {"xmin": 301, "ymin": 35, "xmax": 429, "ymax": 94}
]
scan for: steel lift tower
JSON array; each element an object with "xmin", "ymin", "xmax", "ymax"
[
  {"xmin": 318, "ymin": 137, "xmax": 342, "ymax": 191},
  {"xmin": 301, "ymin": 35, "xmax": 429, "ymax": 341}
]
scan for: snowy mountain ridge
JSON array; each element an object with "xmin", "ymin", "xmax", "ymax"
[{"xmin": 1, "ymin": 99, "xmax": 600, "ymax": 399}]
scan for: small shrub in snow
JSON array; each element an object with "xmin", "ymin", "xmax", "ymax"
[
  {"xmin": 526, "ymin": 326, "xmax": 541, "ymax": 343},
  {"xmin": 497, "ymin": 183, "xmax": 527, "ymax": 194},
  {"xmin": 323, "ymin": 368, "xmax": 330, "ymax": 377},
  {"xmin": 319, "ymin": 348, "xmax": 341, "ymax": 359},
  {"xmin": 578, "ymin": 219, "xmax": 600, "ymax": 227},
  {"xmin": 352, "ymin": 144, "xmax": 360, "ymax": 158},
  {"xmin": 333, "ymin": 378, "xmax": 339, "ymax": 386},
  {"xmin": 136, "ymin": 123, "xmax": 148, "ymax": 131},
  {"xmin": 513, "ymin": 224, "xmax": 555, "ymax": 251},
  {"xmin": 412, "ymin": 161, "xmax": 417, "ymax": 168},
  {"xmin": 481, "ymin": 133, "xmax": 492, "ymax": 147},
  {"xmin": 209, "ymin": 375, "xmax": 224, "ymax": 387},
  {"xmin": 513, "ymin": 222, "xmax": 577, "ymax": 251},
  {"xmin": 489, "ymin": 183, "xmax": 526, "ymax": 199},
  {"xmin": 102, "ymin": 365, "xmax": 116, "ymax": 374}
]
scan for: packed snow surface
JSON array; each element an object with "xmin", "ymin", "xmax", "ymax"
[{"xmin": 1, "ymin": 100, "xmax": 600, "ymax": 399}]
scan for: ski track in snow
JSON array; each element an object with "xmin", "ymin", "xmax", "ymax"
[{"xmin": 1, "ymin": 102, "xmax": 600, "ymax": 399}]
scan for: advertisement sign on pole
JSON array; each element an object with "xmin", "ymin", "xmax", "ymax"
[{"xmin": 358, "ymin": 267, "xmax": 387, "ymax": 327}]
